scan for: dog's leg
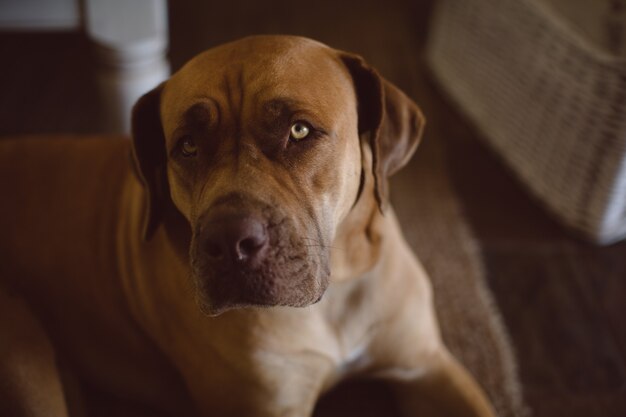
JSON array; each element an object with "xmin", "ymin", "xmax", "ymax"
[
  {"xmin": 390, "ymin": 348, "xmax": 495, "ymax": 417},
  {"xmin": 370, "ymin": 261, "xmax": 495, "ymax": 417},
  {"xmin": 0, "ymin": 287, "xmax": 70, "ymax": 417}
]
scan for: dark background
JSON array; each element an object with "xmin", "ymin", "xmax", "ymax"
[{"xmin": 0, "ymin": 0, "xmax": 625, "ymax": 416}]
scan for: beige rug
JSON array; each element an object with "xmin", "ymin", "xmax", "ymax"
[
  {"xmin": 395, "ymin": 135, "xmax": 527, "ymax": 417},
  {"xmin": 314, "ymin": 136, "xmax": 527, "ymax": 417}
]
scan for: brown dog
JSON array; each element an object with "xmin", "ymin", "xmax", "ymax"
[{"xmin": 0, "ymin": 35, "xmax": 495, "ymax": 417}]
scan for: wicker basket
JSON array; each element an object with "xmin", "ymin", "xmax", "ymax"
[{"xmin": 427, "ymin": 0, "xmax": 626, "ymax": 244}]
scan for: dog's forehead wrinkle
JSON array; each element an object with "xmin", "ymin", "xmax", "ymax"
[
  {"xmin": 263, "ymin": 98, "xmax": 291, "ymax": 117},
  {"xmin": 186, "ymin": 101, "xmax": 211, "ymax": 123},
  {"xmin": 163, "ymin": 49, "xmax": 355, "ymax": 145},
  {"xmin": 179, "ymin": 100, "xmax": 219, "ymax": 135},
  {"xmin": 220, "ymin": 68, "xmax": 246, "ymax": 130},
  {"xmin": 260, "ymin": 96, "xmax": 327, "ymax": 121}
]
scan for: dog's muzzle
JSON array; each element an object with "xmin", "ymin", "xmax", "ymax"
[{"xmin": 189, "ymin": 195, "xmax": 330, "ymax": 316}]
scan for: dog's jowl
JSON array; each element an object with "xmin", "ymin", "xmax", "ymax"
[{"xmin": 0, "ymin": 36, "xmax": 495, "ymax": 417}]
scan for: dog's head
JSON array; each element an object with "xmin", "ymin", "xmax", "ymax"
[{"xmin": 131, "ymin": 36, "xmax": 424, "ymax": 315}]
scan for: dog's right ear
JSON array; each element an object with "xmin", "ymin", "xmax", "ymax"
[{"xmin": 131, "ymin": 83, "xmax": 168, "ymax": 241}]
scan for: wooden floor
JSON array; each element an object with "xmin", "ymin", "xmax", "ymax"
[{"xmin": 1, "ymin": 0, "xmax": 625, "ymax": 415}]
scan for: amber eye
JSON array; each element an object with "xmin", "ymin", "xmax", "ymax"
[
  {"xmin": 289, "ymin": 122, "xmax": 310, "ymax": 141},
  {"xmin": 180, "ymin": 137, "xmax": 197, "ymax": 157}
]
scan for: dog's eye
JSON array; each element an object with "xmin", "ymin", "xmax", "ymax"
[
  {"xmin": 289, "ymin": 122, "xmax": 310, "ymax": 141},
  {"xmin": 180, "ymin": 137, "xmax": 198, "ymax": 157}
]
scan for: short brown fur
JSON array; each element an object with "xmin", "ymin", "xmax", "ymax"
[{"xmin": 0, "ymin": 35, "xmax": 494, "ymax": 417}]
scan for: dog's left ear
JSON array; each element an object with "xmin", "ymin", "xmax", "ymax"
[
  {"xmin": 131, "ymin": 83, "xmax": 168, "ymax": 241},
  {"xmin": 339, "ymin": 53, "xmax": 425, "ymax": 211}
]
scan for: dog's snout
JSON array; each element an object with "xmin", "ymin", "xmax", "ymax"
[
  {"xmin": 190, "ymin": 194, "xmax": 328, "ymax": 313},
  {"xmin": 202, "ymin": 214, "xmax": 269, "ymax": 266}
]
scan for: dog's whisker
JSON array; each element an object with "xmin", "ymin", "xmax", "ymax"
[{"xmin": 302, "ymin": 244, "xmax": 344, "ymax": 251}]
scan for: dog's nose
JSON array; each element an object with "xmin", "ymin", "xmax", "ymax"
[{"xmin": 202, "ymin": 214, "xmax": 269, "ymax": 266}]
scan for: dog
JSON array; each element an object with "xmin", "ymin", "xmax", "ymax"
[{"xmin": 0, "ymin": 35, "xmax": 495, "ymax": 417}]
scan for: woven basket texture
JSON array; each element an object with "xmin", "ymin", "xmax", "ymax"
[{"xmin": 427, "ymin": 0, "xmax": 626, "ymax": 244}]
